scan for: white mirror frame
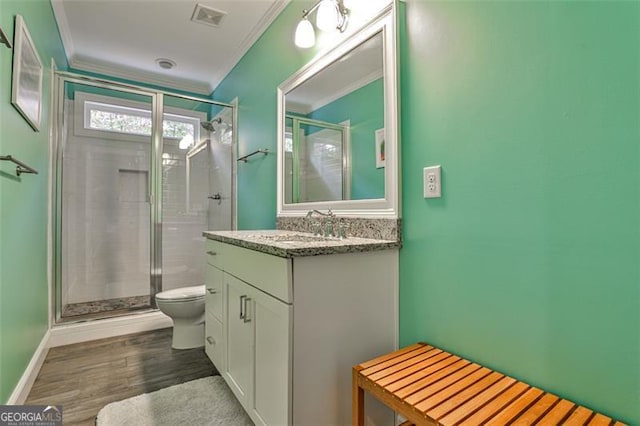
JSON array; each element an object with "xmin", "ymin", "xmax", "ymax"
[{"xmin": 277, "ymin": 3, "xmax": 400, "ymax": 218}]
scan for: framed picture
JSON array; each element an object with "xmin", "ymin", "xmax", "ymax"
[
  {"xmin": 0, "ymin": 25, "xmax": 12, "ymax": 49},
  {"xmin": 375, "ymin": 128, "xmax": 385, "ymax": 168},
  {"xmin": 11, "ymin": 15, "xmax": 43, "ymax": 132}
]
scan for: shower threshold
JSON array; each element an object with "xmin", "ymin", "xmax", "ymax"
[{"xmin": 60, "ymin": 295, "xmax": 153, "ymax": 323}]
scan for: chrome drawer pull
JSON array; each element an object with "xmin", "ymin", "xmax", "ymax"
[
  {"xmin": 207, "ymin": 251, "xmax": 217, "ymax": 256},
  {"xmin": 206, "ymin": 336, "xmax": 215, "ymax": 345},
  {"xmin": 239, "ymin": 295, "xmax": 246, "ymax": 319},
  {"xmin": 243, "ymin": 297, "xmax": 252, "ymax": 323},
  {"xmin": 207, "ymin": 288, "xmax": 218, "ymax": 294}
]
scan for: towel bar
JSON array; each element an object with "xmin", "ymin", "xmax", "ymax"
[{"xmin": 0, "ymin": 155, "xmax": 38, "ymax": 176}]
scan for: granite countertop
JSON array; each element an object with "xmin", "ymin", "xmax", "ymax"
[{"xmin": 203, "ymin": 230, "xmax": 400, "ymax": 258}]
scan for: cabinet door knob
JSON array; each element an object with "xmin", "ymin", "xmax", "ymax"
[
  {"xmin": 207, "ymin": 288, "xmax": 218, "ymax": 294},
  {"xmin": 207, "ymin": 251, "xmax": 217, "ymax": 256},
  {"xmin": 206, "ymin": 336, "xmax": 215, "ymax": 345}
]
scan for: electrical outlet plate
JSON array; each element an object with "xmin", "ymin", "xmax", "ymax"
[{"xmin": 423, "ymin": 165, "xmax": 441, "ymax": 198}]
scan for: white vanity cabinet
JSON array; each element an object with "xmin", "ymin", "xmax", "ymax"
[
  {"xmin": 206, "ymin": 239, "xmax": 292, "ymax": 426},
  {"xmin": 204, "ymin": 236, "xmax": 397, "ymax": 426},
  {"xmin": 204, "ymin": 263, "xmax": 224, "ymax": 369},
  {"xmin": 224, "ymin": 275, "xmax": 254, "ymax": 406},
  {"xmin": 225, "ymin": 273, "xmax": 291, "ymax": 425}
]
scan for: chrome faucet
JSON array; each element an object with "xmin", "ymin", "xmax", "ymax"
[{"xmin": 306, "ymin": 209, "xmax": 335, "ymax": 237}]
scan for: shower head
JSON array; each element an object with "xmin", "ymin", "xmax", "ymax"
[{"xmin": 201, "ymin": 117, "xmax": 223, "ymax": 132}]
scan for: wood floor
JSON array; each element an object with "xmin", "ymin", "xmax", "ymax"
[{"xmin": 26, "ymin": 328, "xmax": 217, "ymax": 425}]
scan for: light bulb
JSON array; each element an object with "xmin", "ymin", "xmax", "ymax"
[
  {"xmin": 179, "ymin": 134, "xmax": 194, "ymax": 150},
  {"xmin": 294, "ymin": 18, "xmax": 315, "ymax": 48},
  {"xmin": 316, "ymin": 0, "xmax": 338, "ymax": 32}
]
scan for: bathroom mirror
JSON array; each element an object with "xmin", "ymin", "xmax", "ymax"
[{"xmin": 277, "ymin": 4, "xmax": 399, "ymax": 217}]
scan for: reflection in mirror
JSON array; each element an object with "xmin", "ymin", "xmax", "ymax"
[
  {"xmin": 284, "ymin": 115, "xmax": 350, "ymax": 203},
  {"xmin": 284, "ymin": 31, "xmax": 384, "ymax": 204}
]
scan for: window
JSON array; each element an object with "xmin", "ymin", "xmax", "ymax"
[
  {"xmin": 284, "ymin": 129, "xmax": 293, "ymax": 152},
  {"xmin": 84, "ymin": 100, "xmax": 199, "ymax": 140},
  {"xmin": 73, "ymin": 92, "xmax": 211, "ymax": 151}
]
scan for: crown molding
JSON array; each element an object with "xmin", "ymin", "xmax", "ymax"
[
  {"xmin": 239, "ymin": 0, "xmax": 290, "ymax": 56},
  {"xmin": 50, "ymin": 0, "xmax": 76, "ymax": 62},
  {"xmin": 69, "ymin": 55, "xmax": 213, "ymax": 95},
  {"xmin": 309, "ymin": 68, "xmax": 383, "ymax": 112},
  {"xmin": 293, "ymin": 69, "xmax": 384, "ymax": 114},
  {"xmin": 210, "ymin": 0, "xmax": 291, "ymax": 92},
  {"xmin": 52, "ymin": 0, "xmax": 290, "ymax": 95}
]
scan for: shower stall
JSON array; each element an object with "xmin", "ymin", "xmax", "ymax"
[
  {"xmin": 52, "ymin": 73, "xmax": 235, "ymax": 323},
  {"xmin": 284, "ymin": 115, "xmax": 351, "ymax": 204}
]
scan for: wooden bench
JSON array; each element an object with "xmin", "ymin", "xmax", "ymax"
[{"xmin": 353, "ymin": 343, "xmax": 625, "ymax": 426}]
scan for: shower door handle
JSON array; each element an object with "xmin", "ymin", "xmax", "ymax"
[{"xmin": 208, "ymin": 193, "xmax": 222, "ymax": 205}]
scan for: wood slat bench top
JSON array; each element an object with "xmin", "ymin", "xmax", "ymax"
[{"xmin": 353, "ymin": 343, "xmax": 625, "ymax": 426}]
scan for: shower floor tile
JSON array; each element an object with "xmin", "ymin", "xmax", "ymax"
[{"xmin": 61, "ymin": 295, "xmax": 152, "ymax": 320}]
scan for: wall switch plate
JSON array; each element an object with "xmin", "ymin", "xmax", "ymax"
[{"xmin": 423, "ymin": 165, "xmax": 441, "ymax": 198}]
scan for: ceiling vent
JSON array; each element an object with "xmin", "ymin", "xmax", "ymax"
[{"xmin": 191, "ymin": 4, "xmax": 227, "ymax": 28}]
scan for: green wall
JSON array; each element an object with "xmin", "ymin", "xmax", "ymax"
[
  {"xmin": 213, "ymin": 0, "xmax": 386, "ymax": 226},
  {"xmin": 400, "ymin": 1, "xmax": 639, "ymax": 423},
  {"xmin": 0, "ymin": 0, "xmax": 67, "ymax": 403},
  {"xmin": 213, "ymin": 1, "xmax": 319, "ymax": 229},
  {"xmin": 309, "ymin": 78, "xmax": 385, "ymax": 200},
  {"xmin": 0, "ymin": 0, "xmax": 636, "ymax": 421},
  {"xmin": 215, "ymin": 0, "xmax": 639, "ymax": 423}
]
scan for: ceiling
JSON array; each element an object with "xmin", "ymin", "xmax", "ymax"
[
  {"xmin": 286, "ymin": 32, "xmax": 383, "ymax": 114},
  {"xmin": 51, "ymin": 0, "xmax": 290, "ymax": 95}
]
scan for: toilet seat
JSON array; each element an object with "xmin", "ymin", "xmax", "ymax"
[{"xmin": 156, "ymin": 285, "xmax": 205, "ymax": 303}]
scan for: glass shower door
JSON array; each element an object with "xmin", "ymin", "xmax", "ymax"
[
  {"xmin": 160, "ymin": 95, "xmax": 233, "ymax": 293},
  {"xmin": 58, "ymin": 81, "xmax": 155, "ymax": 321},
  {"xmin": 286, "ymin": 116, "xmax": 350, "ymax": 203},
  {"xmin": 54, "ymin": 77, "xmax": 235, "ymax": 323}
]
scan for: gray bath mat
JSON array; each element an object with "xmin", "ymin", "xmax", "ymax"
[{"xmin": 96, "ymin": 376, "xmax": 253, "ymax": 425}]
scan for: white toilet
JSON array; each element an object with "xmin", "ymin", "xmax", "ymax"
[{"xmin": 155, "ymin": 285, "xmax": 206, "ymax": 349}]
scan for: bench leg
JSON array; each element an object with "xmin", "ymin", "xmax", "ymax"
[{"xmin": 353, "ymin": 368, "xmax": 364, "ymax": 426}]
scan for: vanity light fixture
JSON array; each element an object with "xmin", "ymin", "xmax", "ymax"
[{"xmin": 294, "ymin": 0, "xmax": 349, "ymax": 48}]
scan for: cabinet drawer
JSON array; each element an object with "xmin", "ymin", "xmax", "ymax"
[
  {"xmin": 206, "ymin": 265, "xmax": 223, "ymax": 321},
  {"xmin": 206, "ymin": 240, "xmax": 224, "ymax": 268},
  {"xmin": 212, "ymin": 241, "xmax": 292, "ymax": 303},
  {"xmin": 205, "ymin": 314, "xmax": 224, "ymax": 369}
]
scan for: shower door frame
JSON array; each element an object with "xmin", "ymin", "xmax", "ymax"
[
  {"xmin": 287, "ymin": 115, "xmax": 351, "ymax": 203},
  {"xmin": 51, "ymin": 71, "xmax": 236, "ymax": 325}
]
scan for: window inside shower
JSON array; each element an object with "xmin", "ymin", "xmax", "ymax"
[{"xmin": 55, "ymin": 77, "xmax": 235, "ymax": 323}]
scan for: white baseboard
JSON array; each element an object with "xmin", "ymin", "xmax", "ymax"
[
  {"xmin": 48, "ymin": 311, "xmax": 172, "ymax": 347},
  {"xmin": 7, "ymin": 330, "xmax": 51, "ymax": 405}
]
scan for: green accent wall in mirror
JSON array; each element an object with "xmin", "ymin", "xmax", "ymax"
[{"xmin": 308, "ymin": 78, "xmax": 385, "ymax": 201}]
